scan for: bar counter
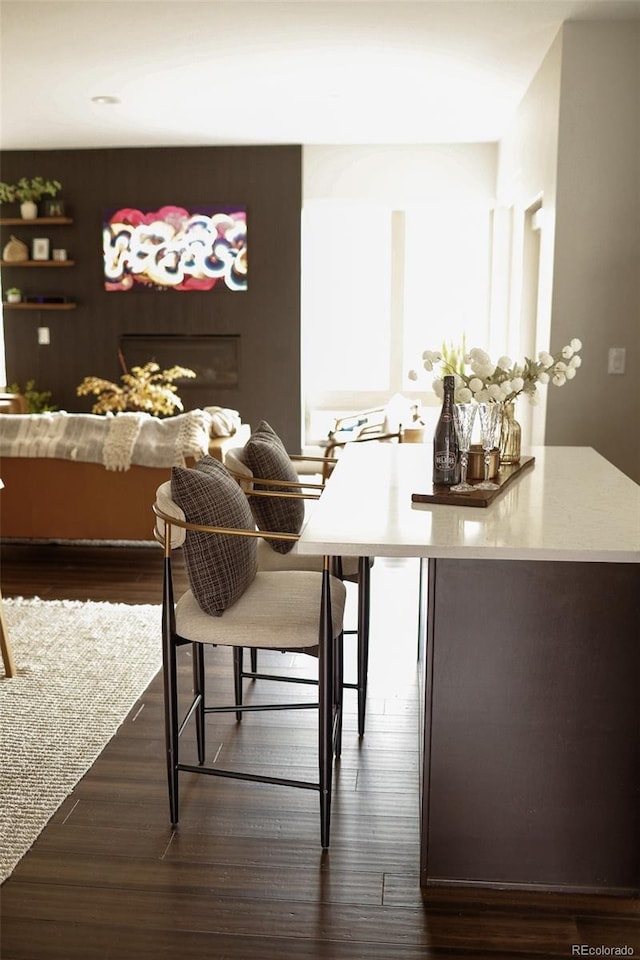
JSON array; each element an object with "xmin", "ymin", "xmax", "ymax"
[
  {"xmin": 298, "ymin": 444, "xmax": 638, "ymax": 563},
  {"xmin": 298, "ymin": 444, "xmax": 640, "ymax": 894}
]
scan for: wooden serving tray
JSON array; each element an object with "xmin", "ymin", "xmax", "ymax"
[{"xmin": 412, "ymin": 455, "xmax": 535, "ymax": 508}]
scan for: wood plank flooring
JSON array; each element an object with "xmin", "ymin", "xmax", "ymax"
[{"xmin": 1, "ymin": 541, "xmax": 638, "ymax": 958}]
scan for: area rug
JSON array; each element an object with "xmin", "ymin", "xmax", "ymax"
[{"xmin": 0, "ymin": 597, "xmax": 162, "ymax": 883}]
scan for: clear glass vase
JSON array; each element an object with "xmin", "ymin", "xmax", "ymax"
[{"xmin": 499, "ymin": 401, "xmax": 521, "ymax": 464}]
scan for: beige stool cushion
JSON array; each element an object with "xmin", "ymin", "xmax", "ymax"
[{"xmin": 175, "ymin": 570, "xmax": 346, "ymax": 649}]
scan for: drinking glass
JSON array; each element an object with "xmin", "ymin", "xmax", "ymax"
[
  {"xmin": 476, "ymin": 402, "xmax": 502, "ymax": 490},
  {"xmin": 451, "ymin": 402, "xmax": 477, "ymax": 492}
]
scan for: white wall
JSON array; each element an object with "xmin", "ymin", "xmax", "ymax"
[
  {"xmin": 548, "ymin": 21, "xmax": 640, "ymax": 482},
  {"xmin": 495, "ymin": 30, "xmax": 563, "ymax": 449},
  {"xmin": 304, "ymin": 145, "xmax": 496, "ymax": 204}
]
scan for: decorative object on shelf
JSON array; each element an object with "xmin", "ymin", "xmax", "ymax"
[
  {"xmin": 2, "ymin": 235, "xmax": 29, "ymax": 262},
  {"xmin": 25, "ymin": 294, "xmax": 68, "ymax": 304},
  {"xmin": 0, "ymin": 177, "xmax": 62, "ymax": 219},
  {"xmin": 52, "ymin": 248, "xmax": 67, "ymax": 261},
  {"xmin": 498, "ymin": 400, "xmax": 522, "ymax": 465},
  {"xmin": 6, "ymin": 287, "xmax": 21, "ymax": 303},
  {"xmin": 409, "ymin": 336, "xmax": 583, "ymax": 463},
  {"xmin": 44, "ymin": 199, "xmax": 65, "ymax": 217},
  {"xmin": 20, "ymin": 202, "xmax": 38, "ymax": 220},
  {"xmin": 77, "ymin": 350, "xmax": 197, "ymax": 417},
  {"xmin": 31, "ymin": 237, "xmax": 50, "ymax": 261}
]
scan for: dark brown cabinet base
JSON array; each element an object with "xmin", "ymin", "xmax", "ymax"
[{"xmin": 420, "ymin": 558, "xmax": 639, "ymax": 894}]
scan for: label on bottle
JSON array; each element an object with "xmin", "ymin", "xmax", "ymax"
[{"xmin": 434, "ymin": 451, "xmax": 457, "ymax": 471}]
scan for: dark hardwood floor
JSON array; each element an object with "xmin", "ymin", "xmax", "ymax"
[{"xmin": 1, "ymin": 541, "xmax": 638, "ymax": 958}]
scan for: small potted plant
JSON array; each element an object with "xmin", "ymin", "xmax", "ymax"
[
  {"xmin": 7, "ymin": 380, "xmax": 57, "ymax": 413},
  {"xmin": 0, "ymin": 176, "xmax": 62, "ymax": 220},
  {"xmin": 6, "ymin": 287, "xmax": 22, "ymax": 303}
]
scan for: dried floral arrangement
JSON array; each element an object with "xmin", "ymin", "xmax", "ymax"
[{"xmin": 77, "ymin": 352, "xmax": 196, "ymax": 417}]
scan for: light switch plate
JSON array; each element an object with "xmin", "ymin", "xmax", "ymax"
[{"xmin": 608, "ymin": 347, "xmax": 626, "ymax": 374}]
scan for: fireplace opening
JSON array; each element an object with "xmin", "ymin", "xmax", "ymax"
[{"xmin": 120, "ymin": 334, "xmax": 240, "ymax": 389}]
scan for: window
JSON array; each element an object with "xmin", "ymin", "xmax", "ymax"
[
  {"xmin": 302, "ymin": 198, "xmax": 493, "ymax": 442},
  {"xmin": 302, "ymin": 200, "xmax": 391, "ymax": 397}
]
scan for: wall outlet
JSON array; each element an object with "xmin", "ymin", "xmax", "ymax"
[
  {"xmin": 608, "ymin": 347, "xmax": 626, "ymax": 375},
  {"xmin": 38, "ymin": 327, "xmax": 50, "ymax": 345}
]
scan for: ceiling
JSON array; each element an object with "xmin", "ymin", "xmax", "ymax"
[{"xmin": 1, "ymin": 0, "xmax": 639, "ymax": 150}]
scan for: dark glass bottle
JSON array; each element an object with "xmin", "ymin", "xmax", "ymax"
[{"xmin": 432, "ymin": 375, "xmax": 460, "ymax": 486}]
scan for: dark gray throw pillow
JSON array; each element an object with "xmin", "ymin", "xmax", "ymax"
[
  {"xmin": 171, "ymin": 457, "xmax": 258, "ymax": 617},
  {"xmin": 241, "ymin": 421, "xmax": 304, "ymax": 554}
]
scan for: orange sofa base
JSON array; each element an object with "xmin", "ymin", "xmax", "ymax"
[
  {"xmin": 0, "ymin": 428, "xmax": 247, "ymax": 541},
  {"xmin": 1, "ymin": 458, "xmax": 177, "ymax": 541}
]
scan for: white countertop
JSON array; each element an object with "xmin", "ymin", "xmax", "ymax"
[{"xmin": 298, "ymin": 444, "xmax": 640, "ymax": 563}]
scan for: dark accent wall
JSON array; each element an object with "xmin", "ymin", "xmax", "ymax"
[{"xmin": 0, "ymin": 146, "xmax": 302, "ymax": 451}]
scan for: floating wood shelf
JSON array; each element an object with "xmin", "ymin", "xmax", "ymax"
[
  {"xmin": 0, "ymin": 260, "xmax": 74, "ymax": 267},
  {"xmin": 0, "ymin": 217, "xmax": 73, "ymax": 226},
  {"xmin": 2, "ymin": 301, "xmax": 76, "ymax": 310},
  {"xmin": 1, "ymin": 216, "xmax": 76, "ymax": 304}
]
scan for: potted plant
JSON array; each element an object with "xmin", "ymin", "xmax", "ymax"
[
  {"xmin": 0, "ymin": 176, "xmax": 62, "ymax": 219},
  {"xmin": 6, "ymin": 287, "xmax": 22, "ymax": 303},
  {"xmin": 7, "ymin": 379, "xmax": 57, "ymax": 413}
]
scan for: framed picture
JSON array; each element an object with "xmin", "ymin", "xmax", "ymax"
[
  {"xmin": 32, "ymin": 238, "xmax": 50, "ymax": 261},
  {"xmin": 45, "ymin": 199, "xmax": 65, "ymax": 217}
]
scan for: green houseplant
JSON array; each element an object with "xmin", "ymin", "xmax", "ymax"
[
  {"xmin": 7, "ymin": 379, "xmax": 57, "ymax": 413},
  {"xmin": 0, "ymin": 176, "xmax": 62, "ymax": 219}
]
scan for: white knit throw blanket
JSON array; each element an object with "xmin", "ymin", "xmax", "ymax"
[
  {"xmin": 102, "ymin": 412, "xmax": 146, "ymax": 470},
  {"xmin": 0, "ymin": 409, "xmax": 216, "ymax": 471}
]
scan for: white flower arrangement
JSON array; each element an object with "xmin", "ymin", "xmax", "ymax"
[{"xmin": 409, "ymin": 338, "xmax": 583, "ymax": 405}]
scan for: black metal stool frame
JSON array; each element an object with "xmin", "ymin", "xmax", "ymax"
[{"xmin": 156, "ymin": 506, "xmax": 342, "ymax": 849}]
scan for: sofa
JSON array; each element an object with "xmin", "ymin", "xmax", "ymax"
[{"xmin": 0, "ymin": 408, "xmax": 249, "ymax": 541}]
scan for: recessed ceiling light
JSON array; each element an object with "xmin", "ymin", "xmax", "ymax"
[{"xmin": 91, "ymin": 96, "xmax": 120, "ymax": 105}]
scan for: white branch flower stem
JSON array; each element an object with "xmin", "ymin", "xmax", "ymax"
[{"xmin": 411, "ymin": 339, "xmax": 582, "ymax": 406}]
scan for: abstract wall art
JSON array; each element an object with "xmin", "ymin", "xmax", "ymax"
[{"xmin": 103, "ymin": 205, "xmax": 247, "ymax": 292}]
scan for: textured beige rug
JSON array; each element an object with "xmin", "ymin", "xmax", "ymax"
[{"xmin": 0, "ymin": 598, "xmax": 161, "ymax": 883}]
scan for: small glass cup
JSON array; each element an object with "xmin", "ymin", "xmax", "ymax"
[
  {"xmin": 476, "ymin": 402, "xmax": 502, "ymax": 491},
  {"xmin": 451, "ymin": 402, "xmax": 477, "ymax": 492}
]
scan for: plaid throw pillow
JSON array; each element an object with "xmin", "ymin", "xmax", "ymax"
[
  {"xmin": 242, "ymin": 421, "xmax": 304, "ymax": 554},
  {"xmin": 171, "ymin": 457, "xmax": 258, "ymax": 617}
]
